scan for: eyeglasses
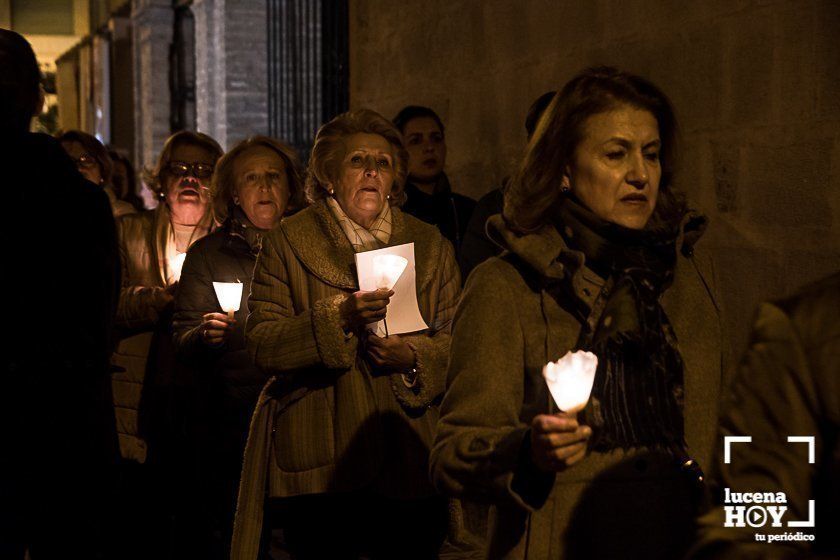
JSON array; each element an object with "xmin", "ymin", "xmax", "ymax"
[
  {"xmin": 167, "ymin": 161, "xmax": 214, "ymax": 179},
  {"xmin": 73, "ymin": 154, "xmax": 98, "ymax": 169}
]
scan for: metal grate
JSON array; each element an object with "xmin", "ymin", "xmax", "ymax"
[
  {"xmin": 267, "ymin": 0, "xmax": 349, "ymax": 159},
  {"xmin": 170, "ymin": 2, "xmax": 197, "ymax": 133}
]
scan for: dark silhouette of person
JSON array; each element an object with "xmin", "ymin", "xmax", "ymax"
[
  {"xmin": 0, "ymin": 29, "xmax": 120, "ymax": 560},
  {"xmin": 458, "ymin": 91, "xmax": 556, "ymax": 281}
]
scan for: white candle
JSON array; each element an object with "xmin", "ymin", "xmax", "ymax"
[
  {"xmin": 542, "ymin": 350, "xmax": 598, "ymax": 413},
  {"xmin": 213, "ymin": 281, "xmax": 243, "ymax": 320},
  {"xmin": 372, "ymin": 254, "xmax": 408, "ymax": 290},
  {"xmin": 168, "ymin": 252, "xmax": 187, "ymax": 283}
]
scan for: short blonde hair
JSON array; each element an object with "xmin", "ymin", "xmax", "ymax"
[
  {"xmin": 210, "ymin": 136, "xmax": 306, "ymax": 224},
  {"xmin": 305, "ymin": 108, "xmax": 408, "ymax": 206},
  {"xmin": 142, "ymin": 130, "xmax": 223, "ymax": 195}
]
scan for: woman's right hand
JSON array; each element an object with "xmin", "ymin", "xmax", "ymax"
[
  {"xmin": 200, "ymin": 312, "xmax": 236, "ymax": 346},
  {"xmin": 530, "ymin": 413, "xmax": 592, "ymax": 472},
  {"xmin": 339, "ymin": 288, "xmax": 393, "ymax": 332}
]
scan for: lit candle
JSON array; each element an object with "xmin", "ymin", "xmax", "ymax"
[
  {"xmin": 213, "ymin": 281, "xmax": 243, "ymax": 320},
  {"xmin": 168, "ymin": 252, "xmax": 187, "ymax": 284},
  {"xmin": 372, "ymin": 254, "xmax": 408, "ymax": 290},
  {"xmin": 542, "ymin": 350, "xmax": 598, "ymax": 413},
  {"xmin": 371, "ymin": 254, "xmax": 408, "ymax": 337}
]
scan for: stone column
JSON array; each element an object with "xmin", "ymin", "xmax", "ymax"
[
  {"xmin": 131, "ymin": 0, "xmax": 173, "ymax": 173},
  {"xmin": 192, "ymin": 0, "xmax": 268, "ymax": 149}
]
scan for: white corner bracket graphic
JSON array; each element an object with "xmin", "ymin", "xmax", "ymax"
[
  {"xmin": 787, "ymin": 436, "xmax": 816, "ymax": 464},
  {"xmin": 788, "ymin": 499, "xmax": 816, "ymax": 528},
  {"xmin": 724, "ymin": 436, "xmax": 752, "ymax": 464}
]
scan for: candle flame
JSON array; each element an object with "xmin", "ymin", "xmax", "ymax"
[
  {"xmin": 168, "ymin": 252, "xmax": 187, "ymax": 283},
  {"xmin": 542, "ymin": 350, "xmax": 598, "ymax": 413},
  {"xmin": 372, "ymin": 254, "xmax": 408, "ymax": 290},
  {"xmin": 212, "ymin": 281, "xmax": 243, "ymax": 313}
]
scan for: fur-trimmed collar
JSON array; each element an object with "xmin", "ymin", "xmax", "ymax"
[{"xmin": 280, "ymin": 199, "xmax": 445, "ymax": 291}]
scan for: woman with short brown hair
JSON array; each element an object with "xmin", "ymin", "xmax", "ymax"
[{"xmin": 172, "ymin": 134, "xmax": 305, "ymax": 559}]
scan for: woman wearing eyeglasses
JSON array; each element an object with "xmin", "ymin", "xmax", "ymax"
[
  {"xmin": 59, "ymin": 130, "xmax": 136, "ymax": 218},
  {"xmin": 109, "ymin": 130, "xmax": 223, "ymax": 558}
]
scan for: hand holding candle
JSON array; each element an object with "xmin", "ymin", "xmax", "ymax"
[{"xmin": 528, "ymin": 350, "xmax": 598, "ymax": 472}]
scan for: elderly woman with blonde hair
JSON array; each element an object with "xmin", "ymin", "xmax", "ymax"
[
  {"xmin": 108, "ymin": 129, "xmax": 223, "ymax": 557},
  {"xmin": 171, "ymin": 135, "xmax": 305, "ymax": 558},
  {"xmin": 231, "ymin": 109, "xmax": 460, "ymax": 559}
]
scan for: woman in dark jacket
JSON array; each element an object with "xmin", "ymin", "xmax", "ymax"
[
  {"xmin": 430, "ymin": 67, "xmax": 724, "ymax": 560},
  {"xmin": 172, "ymin": 136, "xmax": 305, "ymax": 559}
]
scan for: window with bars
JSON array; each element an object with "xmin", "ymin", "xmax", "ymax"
[{"xmin": 267, "ymin": 0, "xmax": 349, "ymax": 158}]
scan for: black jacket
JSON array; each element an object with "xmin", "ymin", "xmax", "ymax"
[
  {"xmin": 401, "ymin": 173, "xmax": 475, "ymax": 255},
  {"xmin": 172, "ymin": 217, "xmax": 267, "ymax": 448},
  {"xmin": 458, "ymin": 184, "xmax": 504, "ymax": 282},
  {"xmin": 1, "ymin": 132, "xmax": 120, "ymax": 549}
]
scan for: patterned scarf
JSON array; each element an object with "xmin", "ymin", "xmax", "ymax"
[
  {"xmin": 555, "ymin": 197, "xmax": 687, "ymax": 456},
  {"xmin": 327, "ymin": 196, "xmax": 393, "ymax": 253}
]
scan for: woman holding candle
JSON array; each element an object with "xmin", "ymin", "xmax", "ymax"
[
  {"xmin": 430, "ymin": 67, "xmax": 723, "ymax": 560},
  {"xmin": 171, "ymin": 136, "xmax": 305, "ymax": 559},
  {"xmin": 108, "ymin": 130, "xmax": 221, "ymax": 557},
  {"xmin": 112, "ymin": 129, "xmax": 222, "ymax": 463},
  {"xmin": 231, "ymin": 109, "xmax": 461, "ymax": 559}
]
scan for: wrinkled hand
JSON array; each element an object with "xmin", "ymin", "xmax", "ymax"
[
  {"xmin": 365, "ymin": 333, "xmax": 415, "ymax": 371},
  {"xmin": 530, "ymin": 413, "xmax": 591, "ymax": 472},
  {"xmin": 339, "ymin": 289, "xmax": 393, "ymax": 332},
  {"xmin": 200, "ymin": 312, "xmax": 235, "ymax": 346}
]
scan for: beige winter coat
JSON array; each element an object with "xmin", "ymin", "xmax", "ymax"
[{"xmin": 231, "ymin": 199, "xmax": 461, "ymax": 559}]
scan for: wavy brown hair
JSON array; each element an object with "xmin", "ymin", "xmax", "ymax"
[
  {"xmin": 142, "ymin": 130, "xmax": 223, "ymax": 196},
  {"xmin": 210, "ymin": 135, "xmax": 306, "ymax": 224},
  {"xmin": 505, "ymin": 66, "xmax": 685, "ymax": 233},
  {"xmin": 306, "ymin": 108, "xmax": 409, "ymax": 206}
]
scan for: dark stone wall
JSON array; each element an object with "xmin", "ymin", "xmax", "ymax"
[{"xmin": 350, "ymin": 0, "xmax": 840, "ymax": 362}]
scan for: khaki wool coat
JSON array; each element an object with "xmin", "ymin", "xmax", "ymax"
[
  {"xmin": 430, "ymin": 213, "xmax": 724, "ymax": 560},
  {"xmin": 231, "ymin": 199, "xmax": 460, "ymax": 559}
]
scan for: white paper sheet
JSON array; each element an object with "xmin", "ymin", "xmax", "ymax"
[{"xmin": 354, "ymin": 242, "xmax": 429, "ymax": 336}]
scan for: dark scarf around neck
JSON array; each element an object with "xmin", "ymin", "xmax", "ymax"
[
  {"xmin": 555, "ymin": 197, "xmax": 687, "ymax": 456},
  {"xmin": 227, "ymin": 206, "xmax": 265, "ymax": 256}
]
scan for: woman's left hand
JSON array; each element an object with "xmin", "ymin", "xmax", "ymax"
[{"xmin": 365, "ymin": 333, "xmax": 416, "ymax": 372}]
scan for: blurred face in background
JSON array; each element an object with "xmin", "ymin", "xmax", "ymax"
[
  {"xmin": 163, "ymin": 142, "xmax": 215, "ymax": 225},
  {"xmin": 62, "ymin": 140, "xmax": 103, "ymax": 186},
  {"xmin": 232, "ymin": 146, "xmax": 290, "ymax": 230},
  {"xmin": 564, "ymin": 105, "xmax": 661, "ymax": 230},
  {"xmin": 402, "ymin": 116, "xmax": 446, "ymax": 184}
]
